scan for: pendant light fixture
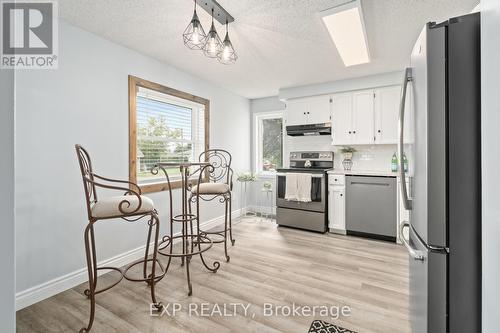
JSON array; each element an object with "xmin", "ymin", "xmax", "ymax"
[
  {"xmin": 218, "ymin": 21, "xmax": 238, "ymax": 64},
  {"xmin": 183, "ymin": 0, "xmax": 207, "ymax": 50},
  {"xmin": 203, "ymin": 8, "xmax": 223, "ymax": 58}
]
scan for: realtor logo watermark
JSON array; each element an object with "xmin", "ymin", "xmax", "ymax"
[
  {"xmin": 1, "ymin": 0, "xmax": 58, "ymax": 69},
  {"xmin": 151, "ymin": 302, "xmax": 352, "ymax": 320}
]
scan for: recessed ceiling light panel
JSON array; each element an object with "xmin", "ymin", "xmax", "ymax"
[{"xmin": 320, "ymin": 0, "xmax": 370, "ymax": 67}]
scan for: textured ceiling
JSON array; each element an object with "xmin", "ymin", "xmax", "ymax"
[{"xmin": 59, "ymin": 0, "xmax": 478, "ymax": 98}]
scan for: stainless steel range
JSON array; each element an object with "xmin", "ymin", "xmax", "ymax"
[{"xmin": 276, "ymin": 151, "xmax": 333, "ymax": 232}]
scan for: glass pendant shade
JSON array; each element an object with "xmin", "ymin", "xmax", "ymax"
[
  {"xmin": 203, "ymin": 11, "xmax": 223, "ymax": 58},
  {"xmin": 218, "ymin": 27, "xmax": 237, "ymax": 64},
  {"xmin": 183, "ymin": 4, "xmax": 206, "ymax": 50}
]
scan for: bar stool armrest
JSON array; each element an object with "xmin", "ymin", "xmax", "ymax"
[
  {"xmin": 92, "ymin": 173, "xmax": 142, "ymax": 195},
  {"xmin": 84, "ymin": 175, "xmax": 143, "ymax": 215}
]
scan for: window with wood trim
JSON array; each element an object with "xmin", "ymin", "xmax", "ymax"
[{"xmin": 129, "ymin": 76, "xmax": 209, "ymax": 193}]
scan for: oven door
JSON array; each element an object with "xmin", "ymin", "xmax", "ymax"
[{"xmin": 276, "ymin": 173, "xmax": 325, "ymax": 212}]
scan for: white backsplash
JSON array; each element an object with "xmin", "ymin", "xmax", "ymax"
[{"xmin": 285, "ymin": 136, "xmax": 397, "ymax": 172}]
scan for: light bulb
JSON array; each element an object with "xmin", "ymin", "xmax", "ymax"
[
  {"xmin": 192, "ymin": 26, "xmax": 199, "ymax": 44},
  {"xmin": 222, "ymin": 45, "xmax": 230, "ymax": 61},
  {"xmin": 209, "ymin": 37, "xmax": 216, "ymax": 54}
]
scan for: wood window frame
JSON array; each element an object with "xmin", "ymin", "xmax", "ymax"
[{"xmin": 129, "ymin": 75, "xmax": 210, "ymax": 193}]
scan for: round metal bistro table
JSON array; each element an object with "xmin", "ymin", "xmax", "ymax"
[{"xmin": 152, "ymin": 162, "xmax": 221, "ymax": 296}]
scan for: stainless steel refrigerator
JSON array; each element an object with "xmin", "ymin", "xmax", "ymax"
[{"xmin": 398, "ymin": 13, "xmax": 481, "ymax": 333}]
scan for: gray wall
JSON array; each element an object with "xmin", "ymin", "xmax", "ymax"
[
  {"xmin": 0, "ymin": 69, "xmax": 16, "ymax": 331},
  {"xmin": 481, "ymin": 1, "xmax": 500, "ymax": 331},
  {"xmin": 15, "ymin": 20, "xmax": 250, "ymax": 298}
]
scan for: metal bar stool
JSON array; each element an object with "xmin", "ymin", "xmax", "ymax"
[
  {"xmin": 152, "ymin": 162, "xmax": 220, "ymax": 296},
  {"xmin": 189, "ymin": 149, "xmax": 235, "ymax": 262},
  {"xmin": 75, "ymin": 145, "xmax": 166, "ymax": 333}
]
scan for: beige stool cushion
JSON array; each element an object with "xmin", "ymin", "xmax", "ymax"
[
  {"xmin": 91, "ymin": 195, "xmax": 154, "ymax": 218},
  {"xmin": 191, "ymin": 183, "xmax": 230, "ymax": 195}
]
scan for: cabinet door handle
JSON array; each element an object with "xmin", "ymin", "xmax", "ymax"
[
  {"xmin": 340, "ymin": 194, "xmax": 343, "ymax": 197},
  {"xmin": 348, "ymin": 131, "xmax": 352, "ymax": 134},
  {"xmin": 378, "ymin": 130, "xmax": 381, "ymax": 133},
  {"xmin": 353, "ymin": 130, "xmax": 356, "ymax": 134}
]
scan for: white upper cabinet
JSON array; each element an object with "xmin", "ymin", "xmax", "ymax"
[
  {"xmin": 352, "ymin": 90, "xmax": 375, "ymax": 144},
  {"xmin": 286, "ymin": 98, "xmax": 309, "ymax": 126},
  {"xmin": 331, "ymin": 93, "xmax": 353, "ymax": 145},
  {"xmin": 331, "ymin": 85, "xmax": 402, "ymax": 146},
  {"xmin": 374, "ymin": 86, "xmax": 400, "ymax": 144},
  {"xmin": 307, "ymin": 95, "xmax": 332, "ymax": 124},
  {"xmin": 285, "ymin": 95, "xmax": 331, "ymax": 126},
  {"xmin": 332, "ymin": 89, "xmax": 375, "ymax": 145}
]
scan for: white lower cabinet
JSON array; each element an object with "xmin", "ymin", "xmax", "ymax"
[{"xmin": 328, "ymin": 176, "xmax": 346, "ymax": 233}]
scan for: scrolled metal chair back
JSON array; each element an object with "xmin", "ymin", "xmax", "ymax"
[
  {"xmin": 199, "ymin": 149, "xmax": 233, "ymax": 186},
  {"xmin": 75, "ymin": 144, "xmax": 98, "ymax": 219}
]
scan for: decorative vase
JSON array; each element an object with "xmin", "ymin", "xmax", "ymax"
[{"xmin": 342, "ymin": 158, "xmax": 353, "ymax": 171}]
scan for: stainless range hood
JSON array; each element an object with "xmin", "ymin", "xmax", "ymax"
[{"xmin": 286, "ymin": 123, "xmax": 331, "ymax": 136}]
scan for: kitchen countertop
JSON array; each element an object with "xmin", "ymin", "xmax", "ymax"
[{"xmin": 327, "ymin": 169, "xmax": 398, "ymax": 177}]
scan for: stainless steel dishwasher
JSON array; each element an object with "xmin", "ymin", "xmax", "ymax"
[{"xmin": 345, "ymin": 175, "xmax": 397, "ymax": 241}]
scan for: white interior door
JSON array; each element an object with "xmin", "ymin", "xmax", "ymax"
[
  {"xmin": 375, "ymin": 86, "xmax": 400, "ymax": 144},
  {"xmin": 331, "ymin": 93, "xmax": 352, "ymax": 145}
]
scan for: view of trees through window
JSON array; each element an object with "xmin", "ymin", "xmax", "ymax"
[
  {"xmin": 136, "ymin": 93, "xmax": 204, "ymax": 184},
  {"xmin": 261, "ymin": 117, "xmax": 283, "ymax": 171}
]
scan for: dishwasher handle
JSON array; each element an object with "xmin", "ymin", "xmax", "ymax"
[{"xmin": 349, "ymin": 181, "xmax": 390, "ymax": 186}]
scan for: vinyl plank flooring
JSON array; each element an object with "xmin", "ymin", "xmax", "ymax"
[{"xmin": 17, "ymin": 218, "xmax": 410, "ymax": 333}]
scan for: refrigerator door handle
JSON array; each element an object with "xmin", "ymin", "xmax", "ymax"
[
  {"xmin": 400, "ymin": 221, "xmax": 425, "ymax": 261},
  {"xmin": 398, "ymin": 67, "xmax": 413, "ymax": 210}
]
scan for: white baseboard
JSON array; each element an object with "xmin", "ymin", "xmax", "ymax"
[{"xmin": 15, "ymin": 208, "xmax": 243, "ymax": 311}]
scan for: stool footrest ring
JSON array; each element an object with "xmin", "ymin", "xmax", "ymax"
[
  {"xmin": 84, "ymin": 267, "xmax": 123, "ymax": 297},
  {"xmin": 157, "ymin": 234, "xmax": 214, "ymax": 257},
  {"xmin": 123, "ymin": 258, "xmax": 167, "ymax": 283},
  {"xmin": 197, "ymin": 230, "xmax": 229, "ymax": 244}
]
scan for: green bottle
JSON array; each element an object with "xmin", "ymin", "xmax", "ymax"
[
  {"xmin": 403, "ymin": 153, "xmax": 409, "ymax": 173},
  {"xmin": 391, "ymin": 153, "xmax": 398, "ymax": 172}
]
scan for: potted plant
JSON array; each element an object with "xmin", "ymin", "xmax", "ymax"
[
  {"xmin": 262, "ymin": 181, "xmax": 272, "ymax": 191},
  {"xmin": 340, "ymin": 146, "xmax": 356, "ymax": 160},
  {"xmin": 236, "ymin": 172, "xmax": 257, "ymax": 182}
]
